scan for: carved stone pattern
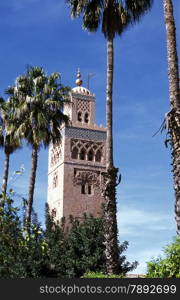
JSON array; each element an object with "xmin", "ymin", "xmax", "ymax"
[
  {"xmin": 73, "ymin": 169, "xmax": 100, "ymax": 186},
  {"xmin": 53, "ymin": 171, "xmax": 58, "ymax": 188},
  {"xmin": 71, "ymin": 139, "xmax": 103, "ymax": 154},
  {"xmin": 77, "ymin": 99, "xmax": 90, "ymax": 113},
  {"xmin": 63, "ymin": 127, "xmax": 106, "ymax": 141},
  {"xmin": 51, "ymin": 144, "xmax": 62, "ymax": 167}
]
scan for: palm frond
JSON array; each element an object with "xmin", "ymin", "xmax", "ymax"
[
  {"xmin": 5, "ymin": 66, "xmax": 70, "ymax": 150},
  {"xmin": 125, "ymin": 0, "xmax": 153, "ymax": 22},
  {"xmin": 67, "ymin": 0, "xmax": 153, "ymax": 38}
]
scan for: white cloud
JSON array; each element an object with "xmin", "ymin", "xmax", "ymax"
[
  {"xmin": 117, "ymin": 205, "xmax": 175, "ymax": 274},
  {"xmin": 117, "ymin": 205, "xmax": 175, "ymax": 236},
  {"xmin": 115, "ymin": 132, "xmax": 139, "ymax": 140},
  {"xmin": 127, "ymin": 248, "xmax": 164, "ymax": 274}
]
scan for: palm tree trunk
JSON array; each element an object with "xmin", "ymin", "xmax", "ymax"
[
  {"xmin": 26, "ymin": 145, "xmax": 38, "ymax": 230},
  {"xmin": 2, "ymin": 151, "xmax": 10, "ymax": 194},
  {"xmin": 104, "ymin": 37, "xmax": 120, "ymax": 274},
  {"xmin": 106, "ymin": 38, "xmax": 114, "ymax": 170},
  {"xmin": 163, "ymin": 0, "xmax": 180, "ymax": 235}
]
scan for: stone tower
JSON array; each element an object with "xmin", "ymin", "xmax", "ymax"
[{"xmin": 47, "ymin": 70, "xmax": 107, "ymax": 221}]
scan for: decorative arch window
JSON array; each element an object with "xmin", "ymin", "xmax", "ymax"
[
  {"xmin": 87, "ymin": 149, "xmax": 94, "ymax": 161},
  {"xmin": 72, "ymin": 147, "xmax": 78, "ymax": 159},
  {"xmin": 81, "ymin": 184, "xmax": 86, "ymax": 194},
  {"xmin": 80, "ymin": 148, "xmax": 86, "ymax": 160},
  {"xmin": 95, "ymin": 150, "xmax": 101, "ymax": 162},
  {"xmin": 50, "ymin": 146, "xmax": 61, "ymax": 166},
  {"xmin": 84, "ymin": 113, "xmax": 89, "ymax": 123},
  {"xmin": 88, "ymin": 185, "xmax": 92, "ymax": 195},
  {"xmin": 77, "ymin": 112, "xmax": 82, "ymax": 122}
]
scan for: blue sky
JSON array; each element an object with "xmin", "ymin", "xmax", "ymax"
[{"xmin": 0, "ymin": 0, "xmax": 179, "ymax": 274}]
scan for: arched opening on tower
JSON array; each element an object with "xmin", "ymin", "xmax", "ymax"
[
  {"xmin": 95, "ymin": 150, "xmax": 101, "ymax": 162},
  {"xmin": 81, "ymin": 184, "xmax": 86, "ymax": 194},
  {"xmin": 87, "ymin": 149, "xmax": 94, "ymax": 161},
  {"xmin": 84, "ymin": 113, "xmax": 89, "ymax": 123},
  {"xmin": 77, "ymin": 112, "xmax": 82, "ymax": 122},
  {"xmin": 80, "ymin": 148, "xmax": 86, "ymax": 160},
  {"xmin": 72, "ymin": 147, "xmax": 78, "ymax": 159},
  {"xmin": 88, "ymin": 185, "xmax": 92, "ymax": 195}
]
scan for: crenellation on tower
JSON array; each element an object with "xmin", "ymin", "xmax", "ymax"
[{"xmin": 47, "ymin": 70, "xmax": 107, "ymax": 221}]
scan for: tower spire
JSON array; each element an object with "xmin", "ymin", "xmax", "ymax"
[{"xmin": 75, "ymin": 68, "xmax": 83, "ymax": 86}]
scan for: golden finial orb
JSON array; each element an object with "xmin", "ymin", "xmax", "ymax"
[{"xmin": 75, "ymin": 68, "xmax": 83, "ymax": 86}]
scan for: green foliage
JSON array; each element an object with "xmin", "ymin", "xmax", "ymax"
[
  {"xmin": 44, "ymin": 208, "xmax": 138, "ymax": 277},
  {"xmin": 118, "ymin": 240, "xmax": 138, "ymax": 274},
  {"xmin": 44, "ymin": 205, "xmax": 69, "ymax": 277},
  {"xmin": 146, "ymin": 237, "xmax": 180, "ymax": 278},
  {"xmin": 6, "ymin": 66, "xmax": 70, "ymax": 149},
  {"xmin": 0, "ymin": 194, "xmax": 25, "ymax": 278},
  {"xmin": 44, "ymin": 209, "xmax": 106, "ymax": 277},
  {"xmin": 63, "ymin": 215, "xmax": 106, "ymax": 277},
  {"xmin": 0, "ymin": 196, "xmax": 138, "ymax": 278},
  {"xmin": 0, "ymin": 194, "xmax": 48, "ymax": 278},
  {"xmin": 3, "ymin": 65, "xmax": 71, "ymax": 228},
  {"xmin": 0, "ymin": 96, "xmax": 22, "ymax": 154},
  {"xmin": 82, "ymin": 272, "xmax": 123, "ymax": 278},
  {"xmin": 67, "ymin": 0, "xmax": 153, "ymax": 39},
  {"xmin": 20, "ymin": 223, "xmax": 49, "ymax": 278}
]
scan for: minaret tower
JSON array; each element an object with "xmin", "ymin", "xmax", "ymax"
[{"xmin": 47, "ymin": 70, "xmax": 107, "ymax": 221}]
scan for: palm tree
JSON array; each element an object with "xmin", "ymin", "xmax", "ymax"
[
  {"xmin": 0, "ymin": 97, "xmax": 4, "ymax": 150},
  {"xmin": 8, "ymin": 66, "xmax": 70, "ymax": 229},
  {"xmin": 163, "ymin": 0, "xmax": 180, "ymax": 236},
  {"xmin": 0, "ymin": 98, "xmax": 21, "ymax": 194},
  {"xmin": 67, "ymin": 0, "xmax": 153, "ymax": 274}
]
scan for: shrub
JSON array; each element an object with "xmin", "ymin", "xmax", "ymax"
[
  {"xmin": 0, "ymin": 193, "xmax": 48, "ymax": 278},
  {"xmin": 0, "ymin": 194, "xmax": 25, "ymax": 278},
  {"xmin": 0, "ymin": 197, "xmax": 138, "ymax": 278},
  {"xmin": 82, "ymin": 272, "xmax": 123, "ymax": 278},
  {"xmin": 45, "ymin": 211, "xmax": 138, "ymax": 277},
  {"xmin": 146, "ymin": 237, "xmax": 180, "ymax": 278}
]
